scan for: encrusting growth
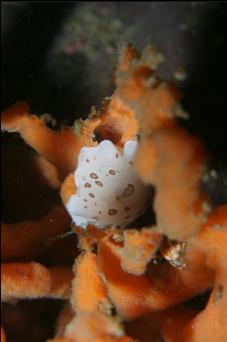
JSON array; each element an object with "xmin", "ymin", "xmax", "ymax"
[{"xmin": 1, "ymin": 43, "xmax": 226, "ymax": 342}]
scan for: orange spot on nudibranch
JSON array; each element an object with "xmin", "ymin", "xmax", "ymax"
[
  {"xmin": 90, "ymin": 173, "xmax": 98, "ymax": 179},
  {"xmin": 89, "ymin": 193, "xmax": 95, "ymax": 198},
  {"xmin": 122, "ymin": 184, "xmax": 134, "ymax": 197},
  {"xmin": 108, "ymin": 209, "xmax": 118, "ymax": 216},
  {"xmin": 95, "ymin": 181, "xmax": 103, "ymax": 187}
]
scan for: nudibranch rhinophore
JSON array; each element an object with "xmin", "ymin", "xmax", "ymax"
[{"xmin": 66, "ymin": 139, "xmax": 151, "ymax": 229}]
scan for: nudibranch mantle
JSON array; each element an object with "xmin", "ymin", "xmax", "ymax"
[{"xmin": 66, "ymin": 140, "xmax": 151, "ymax": 229}]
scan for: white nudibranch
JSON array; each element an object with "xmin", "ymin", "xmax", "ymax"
[{"xmin": 66, "ymin": 140, "xmax": 151, "ymax": 229}]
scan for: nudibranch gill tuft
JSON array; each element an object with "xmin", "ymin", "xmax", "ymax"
[{"xmin": 66, "ymin": 139, "xmax": 151, "ymax": 229}]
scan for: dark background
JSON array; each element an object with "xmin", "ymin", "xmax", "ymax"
[
  {"xmin": 2, "ymin": 1, "xmax": 227, "ymax": 202},
  {"xmin": 2, "ymin": 2, "xmax": 227, "ymax": 159}
]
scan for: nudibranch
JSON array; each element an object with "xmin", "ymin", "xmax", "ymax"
[{"xmin": 65, "ymin": 139, "xmax": 151, "ymax": 229}]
